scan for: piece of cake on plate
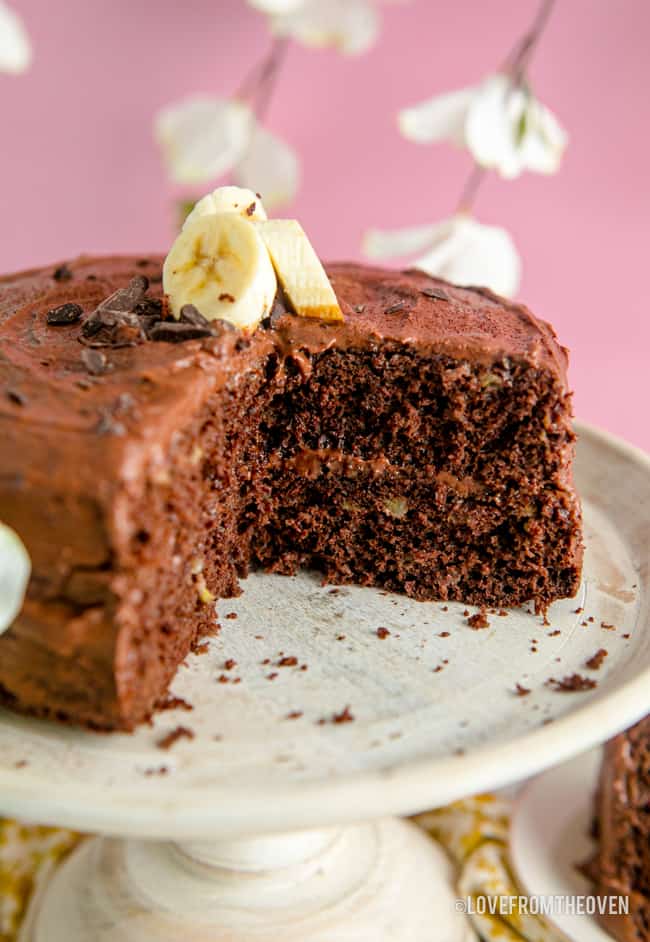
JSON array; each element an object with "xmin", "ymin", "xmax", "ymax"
[{"xmin": 0, "ymin": 187, "xmax": 583, "ymax": 730}]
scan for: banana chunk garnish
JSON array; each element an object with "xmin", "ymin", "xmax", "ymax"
[
  {"xmin": 183, "ymin": 185, "xmax": 267, "ymax": 230},
  {"xmin": 163, "ymin": 186, "xmax": 342, "ymax": 331},
  {"xmin": 254, "ymin": 219, "xmax": 343, "ymax": 323},
  {"xmin": 163, "ymin": 212, "xmax": 277, "ymax": 329}
]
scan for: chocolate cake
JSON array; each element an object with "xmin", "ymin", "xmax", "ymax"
[
  {"xmin": 0, "ymin": 256, "xmax": 582, "ymax": 730},
  {"xmin": 586, "ymin": 717, "xmax": 650, "ymax": 941}
]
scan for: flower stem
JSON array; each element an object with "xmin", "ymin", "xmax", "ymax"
[
  {"xmin": 236, "ymin": 36, "xmax": 289, "ymax": 121},
  {"xmin": 504, "ymin": 0, "xmax": 557, "ymax": 85},
  {"xmin": 457, "ymin": 0, "xmax": 557, "ymax": 214},
  {"xmin": 456, "ymin": 164, "xmax": 487, "ymax": 214}
]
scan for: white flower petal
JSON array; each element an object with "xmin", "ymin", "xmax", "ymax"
[
  {"xmin": 234, "ymin": 126, "xmax": 300, "ymax": 209},
  {"xmin": 414, "ymin": 214, "xmax": 521, "ymax": 297},
  {"xmin": 273, "ymin": 0, "xmax": 379, "ymax": 55},
  {"xmin": 0, "ymin": 1, "xmax": 32, "ymax": 75},
  {"xmin": 247, "ymin": 0, "xmax": 305, "ymax": 13},
  {"xmin": 155, "ymin": 97, "xmax": 254, "ymax": 186},
  {"xmin": 362, "ymin": 222, "xmax": 445, "ymax": 260},
  {"xmin": 0, "ymin": 522, "xmax": 30, "ymax": 635},
  {"xmin": 519, "ymin": 97, "xmax": 567, "ymax": 175},
  {"xmin": 466, "ymin": 74, "xmax": 566, "ymax": 179},
  {"xmin": 398, "ymin": 86, "xmax": 475, "ymax": 146}
]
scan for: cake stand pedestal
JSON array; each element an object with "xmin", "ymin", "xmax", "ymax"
[{"xmin": 1, "ymin": 423, "xmax": 648, "ymax": 942}]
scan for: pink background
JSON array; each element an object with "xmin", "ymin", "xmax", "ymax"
[{"xmin": 1, "ymin": 0, "xmax": 648, "ymax": 450}]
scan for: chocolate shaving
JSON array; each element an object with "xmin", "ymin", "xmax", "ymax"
[
  {"xmin": 385, "ymin": 301, "xmax": 407, "ymax": 315},
  {"xmin": 147, "ymin": 321, "xmax": 214, "ymax": 343},
  {"xmin": 46, "ymin": 302, "xmax": 83, "ymax": 326},
  {"xmin": 515, "ymin": 683, "xmax": 531, "ymax": 696},
  {"xmin": 6, "ymin": 388, "xmax": 27, "ymax": 406},
  {"xmin": 179, "ymin": 304, "xmax": 211, "ymax": 328},
  {"xmin": 81, "ymin": 348, "xmax": 107, "ymax": 375},
  {"xmin": 421, "ymin": 287, "xmax": 450, "ymax": 301},
  {"xmin": 52, "ymin": 263, "xmax": 73, "ymax": 282},
  {"xmin": 95, "ymin": 411, "xmax": 126, "ymax": 436}
]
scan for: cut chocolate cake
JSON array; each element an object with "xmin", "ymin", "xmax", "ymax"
[
  {"xmin": 0, "ymin": 255, "xmax": 583, "ymax": 729},
  {"xmin": 586, "ymin": 717, "xmax": 650, "ymax": 941}
]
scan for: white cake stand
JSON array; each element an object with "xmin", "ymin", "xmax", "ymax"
[{"xmin": 1, "ymin": 423, "xmax": 648, "ymax": 941}]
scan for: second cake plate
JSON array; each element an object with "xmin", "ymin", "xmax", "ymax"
[{"xmin": 0, "ymin": 422, "xmax": 647, "ymax": 941}]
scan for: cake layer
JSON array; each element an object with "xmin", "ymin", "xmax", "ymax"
[
  {"xmin": 586, "ymin": 717, "xmax": 650, "ymax": 942},
  {"xmin": 0, "ymin": 256, "xmax": 583, "ymax": 729}
]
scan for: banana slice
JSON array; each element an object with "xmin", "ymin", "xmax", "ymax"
[
  {"xmin": 254, "ymin": 219, "xmax": 343, "ymax": 323},
  {"xmin": 183, "ymin": 186, "xmax": 267, "ymax": 231},
  {"xmin": 163, "ymin": 213, "xmax": 277, "ymax": 330},
  {"xmin": 0, "ymin": 522, "xmax": 30, "ymax": 636}
]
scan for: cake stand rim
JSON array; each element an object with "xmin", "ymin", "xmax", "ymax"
[{"xmin": 0, "ymin": 420, "xmax": 648, "ymax": 840}]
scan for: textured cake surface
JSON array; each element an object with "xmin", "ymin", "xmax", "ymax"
[
  {"xmin": 587, "ymin": 717, "xmax": 650, "ymax": 941},
  {"xmin": 0, "ymin": 256, "xmax": 583, "ymax": 729}
]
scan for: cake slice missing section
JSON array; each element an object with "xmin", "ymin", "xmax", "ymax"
[{"xmin": 0, "ymin": 257, "xmax": 582, "ymax": 729}]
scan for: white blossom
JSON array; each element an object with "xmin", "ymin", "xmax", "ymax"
[
  {"xmin": 155, "ymin": 96, "xmax": 299, "ymax": 209},
  {"xmin": 399, "ymin": 73, "xmax": 566, "ymax": 179},
  {"xmin": 155, "ymin": 97, "xmax": 254, "ymax": 185},
  {"xmin": 0, "ymin": 1, "xmax": 32, "ymax": 75},
  {"xmin": 364, "ymin": 213, "xmax": 521, "ymax": 297},
  {"xmin": 234, "ymin": 126, "xmax": 300, "ymax": 210}
]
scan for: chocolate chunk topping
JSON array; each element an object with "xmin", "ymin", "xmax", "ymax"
[
  {"xmin": 422, "ymin": 287, "xmax": 450, "ymax": 302},
  {"xmin": 52, "ymin": 263, "xmax": 73, "ymax": 282},
  {"xmin": 147, "ymin": 322, "xmax": 214, "ymax": 343},
  {"xmin": 81, "ymin": 348, "xmax": 107, "ymax": 375},
  {"xmin": 385, "ymin": 301, "xmax": 407, "ymax": 315},
  {"xmin": 6, "ymin": 388, "xmax": 27, "ymax": 406},
  {"xmin": 46, "ymin": 302, "xmax": 83, "ymax": 326},
  {"xmin": 179, "ymin": 304, "xmax": 211, "ymax": 328}
]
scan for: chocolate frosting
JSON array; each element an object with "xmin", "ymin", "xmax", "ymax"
[{"xmin": 0, "ymin": 255, "xmax": 571, "ymax": 727}]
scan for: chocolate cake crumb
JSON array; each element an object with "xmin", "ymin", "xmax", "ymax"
[
  {"xmin": 515, "ymin": 683, "xmax": 531, "ymax": 696},
  {"xmin": 600, "ymin": 621, "xmax": 616, "ymax": 630},
  {"xmin": 467, "ymin": 609, "xmax": 490, "ymax": 630},
  {"xmin": 225, "ymin": 612, "xmax": 237, "ymax": 620},
  {"xmin": 376, "ymin": 627, "xmax": 390, "ymax": 639},
  {"xmin": 498, "ymin": 609, "xmax": 508, "ymax": 617},
  {"xmin": 144, "ymin": 766, "xmax": 169, "ymax": 776},
  {"xmin": 157, "ymin": 694, "xmax": 193, "ymax": 712},
  {"xmin": 278, "ymin": 656, "xmax": 298, "ymax": 667},
  {"xmin": 433, "ymin": 665, "xmax": 443, "ymax": 673},
  {"xmin": 286, "ymin": 710, "xmax": 303, "ymax": 720},
  {"xmin": 46, "ymin": 302, "xmax": 83, "ymax": 326},
  {"xmin": 267, "ymin": 672, "xmax": 278, "ymax": 680},
  {"xmin": 223, "ymin": 659, "xmax": 237, "ymax": 671},
  {"xmin": 217, "ymin": 674, "xmax": 229, "ymax": 684},
  {"xmin": 438, "ymin": 631, "xmax": 450, "ymax": 638},
  {"xmin": 462, "ymin": 609, "xmax": 470, "ymax": 617},
  {"xmin": 14, "ymin": 759, "xmax": 28, "ymax": 769},
  {"xmin": 157, "ymin": 726, "xmax": 195, "ymax": 749},
  {"xmin": 622, "ymin": 633, "xmax": 630, "ymax": 639},
  {"xmin": 219, "ymin": 293, "xmax": 236, "ymax": 303},
  {"xmin": 588, "ymin": 616, "xmax": 595, "ymax": 623},
  {"xmin": 441, "ymin": 605, "xmax": 449, "ymax": 612},
  {"xmin": 548, "ymin": 629, "xmax": 561, "ymax": 636},
  {"xmin": 300, "ymin": 665, "xmax": 308, "ymax": 671},
  {"xmin": 573, "ymin": 607, "xmax": 584, "ymax": 614},
  {"xmin": 585, "ymin": 648, "xmax": 608, "ymax": 670},
  {"xmin": 52, "ymin": 263, "xmax": 73, "ymax": 282},
  {"xmin": 547, "ymin": 674, "xmax": 597, "ymax": 692},
  {"xmin": 333, "ymin": 706, "xmax": 354, "ymax": 724},
  {"xmin": 191, "ymin": 640, "xmax": 210, "ymax": 655}
]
